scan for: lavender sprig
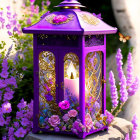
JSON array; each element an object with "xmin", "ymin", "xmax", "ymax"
[
  {"xmin": 128, "ymin": 77, "xmax": 139, "ymax": 96},
  {"xmin": 120, "ymin": 74, "xmax": 128, "ymax": 103},
  {"xmin": 116, "ymin": 48, "xmax": 124, "ymax": 80},
  {"xmin": 109, "ymin": 71, "xmax": 118, "ymax": 112},
  {"xmin": 126, "ymin": 53, "xmax": 134, "ymax": 87},
  {"xmin": 131, "ymin": 115, "xmax": 138, "ymax": 140}
]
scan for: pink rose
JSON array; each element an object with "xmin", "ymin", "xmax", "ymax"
[
  {"xmin": 59, "ymin": 100, "xmax": 70, "ymax": 110},
  {"xmin": 53, "ymin": 15, "xmax": 68, "ymax": 24},
  {"xmin": 48, "ymin": 115, "xmax": 60, "ymax": 127},
  {"xmin": 85, "ymin": 113, "xmax": 93, "ymax": 132},
  {"xmin": 68, "ymin": 109, "xmax": 77, "ymax": 117},
  {"xmin": 62, "ymin": 114, "xmax": 70, "ymax": 122}
]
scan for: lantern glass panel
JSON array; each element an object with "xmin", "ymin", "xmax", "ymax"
[
  {"xmin": 39, "ymin": 51, "xmax": 59, "ymax": 128},
  {"xmin": 85, "ymin": 51, "xmax": 103, "ymax": 119},
  {"xmin": 85, "ymin": 35, "xmax": 104, "ymax": 47},
  {"xmin": 64, "ymin": 53, "xmax": 79, "ymax": 105}
]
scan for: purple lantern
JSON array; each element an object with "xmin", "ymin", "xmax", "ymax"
[{"xmin": 22, "ymin": 0, "xmax": 117, "ymax": 138}]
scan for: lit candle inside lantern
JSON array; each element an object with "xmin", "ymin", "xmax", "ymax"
[{"xmin": 64, "ymin": 62, "xmax": 79, "ymax": 101}]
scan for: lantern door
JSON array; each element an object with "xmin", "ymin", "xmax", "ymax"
[{"xmin": 38, "ymin": 49, "xmax": 60, "ymax": 128}]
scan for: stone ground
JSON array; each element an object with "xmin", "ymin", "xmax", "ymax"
[{"xmin": 25, "ymin": 118, "xmax": 132, "ymax": 140}]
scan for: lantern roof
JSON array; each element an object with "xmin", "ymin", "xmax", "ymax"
[{"xmin": 22, "ymin": 0, "xmax": 117, "ymax": 35}]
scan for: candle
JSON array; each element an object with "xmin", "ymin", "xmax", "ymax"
[{"xmin": 64, "ymin": 62, "xmax": 79, "ymax": 101}]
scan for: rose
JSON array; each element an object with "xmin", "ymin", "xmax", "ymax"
[
  {"xmin": 53, "ymin": 15, "xmax": 68, "ymax": 24},
  {"xmin": 85, "ymin": 113, "xmax": 93, "ymax": 132},
  {"xmin": 68, "ymin": 109, "xmax": 77, "ymax": 117},
  {"xmin": 59, "ymin": 100, "xmax": 70, "ymax": 110},
  {"xmin": 48, "ymin": 115, "xmax": 60, "ymax": 127},
  {"xmin": 62, "ymin": 114, "xmax": 70, "ymax": 122}
]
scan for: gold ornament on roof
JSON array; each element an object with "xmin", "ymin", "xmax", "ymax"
[{"xmin": 80, "ymin": 14, "xmax": 100, "ymax": 25}]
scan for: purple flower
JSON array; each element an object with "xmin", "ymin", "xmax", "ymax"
[
  {"xmin": 6, "ymin": 24, "xmax": 11, "ymax": 29},
  {"xmin": 0, "ymin": 71, "xmax": 9, "ymax": 79},
  {"xmin": 62, "ymin": 114, "xmax": 70, "ymax": 122},
  {"xmin": 131, "ymin": 115, "xmax": 138, "ymax": 140},
  {"xmin": 72, "ymin": 120, "xmax": 83, "ymax": 133},
  {"xmin": 0, "ymin": 115, "xmax": 5, "ymax": 126},
  {"xmin": 0, "ymin": 79, "xmax": 7, "ymax": 88},
  {"xmin": 17, "ymin": 98, "xmax": 27, "ymax": 109},
  {"xmin": 30, "ymin": 0, "xmax": 36, "ymax": 5},
  {"xmin": 2, "ymin": 102, "xmax": 12, "ymax": 113},
  {"xmin": 14, "ymin": 122, "xmax": 19, "ymax": 128},
  {"xmin": 45, "ymin": 93, "xmax": 53, "ymax": 101},
  {"xmin": 16, "ymin": 111, "xmax": 24, "ymax": 119},
  {"xmin": 14, "ymin": 127, "xmax": 26, "ymax": 138},
  {"xmin": 126, "ymin": 53, "xmax": 134, "ymax": 87},
  {"xmin": 95, "ymin": 122, "xmax": 103, "ymax": 128},
  {"xmin": 54, "ymin": 127, "xmax": 60, "ymax": 132},
  {"xmin": 46, "ymin": 0, "xmax": 51, "ymax": 7},
  {"xmin": 128, "ymin": 77, "xmax": 139, "ymax": 96},
  {"xmin": 6, "ymin": 6, "xmax": 10, "ymax": 11},
  {"xmin": 5, "ymin": 116, "xmax": 11, "ymax": 125},
  {"xmin": 27, "ymin": 18, "xmax": 32, "ymax": 25},
  {"xmin": 120, "ymin": 74, "xmax": 128, "ymax": 103},
  {"xmin": 13, "ymin": 27, "xmax": 18, "ymax": 32},
  {"xmin": 116, "ymin": 48, "xmax": 124, "ymax": 80},
  {"xmin": 8, "ymin": 127, "xmax": 14, "ymax": 137},
  {"xmin": 4, "ymin": 90, "xmax": 14, "ymax": 101},
  {"xmin": 62, "ymin": 126, "xmax": 66, "ymax": 131},
  {"xmin": 109, "ymin": 71, "xmax": 118, "ymax": 108},
  {"xmin": 8, "ymin": 31, "xmax": 12, "ymax": 36},
  {"xmin": 22, "ymin": 66, "xmax": 27, "ymax": 71},
  {"xmin": 2, "ymin": 136, "xmax": 6, "ymax": 140},
  {"xmin": 0, "ymin": 90, "xmax": 2, "ymax": 100},
  {"xmin": 59, "ymin": 100, "xmax": 70, "ymax": 110},
  {"xmin": 53, "ymin": 15, "xmax": 68, "ymax": 24},
  {"xmin": 105, "ymin": 110, "xmax": 114, "ymax": 125},
  {"xmin": 125, "ymin": 133, "xmax": 130, "ymax": 140},
  {"xmin": 6, "ymin": 76, "xmax": 17, "ymax": 87},
  {"xmin": 21, "ymin": 118, "xmax": 29, "ymax": 126}
]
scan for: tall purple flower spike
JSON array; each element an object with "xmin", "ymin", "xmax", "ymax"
[
  {"xmin": 119, "ymin": 74, "xmax": 128, "ymax": 103},
  {"xmin": 131, "ymin": 114, "xmax": 138, "ymax": 140},
  {"xmin": 116, "ymin": 48, "xmax": 124, "ymax": 80},
  {"xmin": 126, "ymin": 53, "xmax": 134, "ymax": 87},
  {"xmin": 109, "ymin": 71, "xmax": 118, "ymax": 108}
]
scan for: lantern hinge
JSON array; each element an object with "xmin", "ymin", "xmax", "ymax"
[{"xmin": 102, "ymin": 76, "xmax": 106, "ymax": 84}]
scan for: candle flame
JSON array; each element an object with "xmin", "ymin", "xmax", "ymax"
[{"xmin": 67, "ymin": 62, "xmax": 76, "ymax": 79}]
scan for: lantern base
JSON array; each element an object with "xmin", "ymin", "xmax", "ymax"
[{"xmin": 32, "ymin": 126, "xmax": 108, "ymax": 139}]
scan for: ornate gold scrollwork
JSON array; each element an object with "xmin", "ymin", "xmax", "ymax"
[
  {"xmin": 102, "ymin": 76, "xmax": 106, "ymax": 84},
  {"xmin": 60, "ymin": 82, "xmax": 64, "ymax": 90}
]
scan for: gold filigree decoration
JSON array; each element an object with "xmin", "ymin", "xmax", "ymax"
[
  {"xmin": 46, "ymin": 14, "xmax": 74, "ymax": 25},
  {"xmin": 80, "ymin": 14, "xmax": 99, "ymax": 25},
  {"xmin": 85, "ymin": 51, "xmax": 102, "ymax": 114}
]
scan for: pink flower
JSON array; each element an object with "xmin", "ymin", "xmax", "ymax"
[
  {"xmin": 48, "ymin": 115, "xmax": 60, "ymax": 127},
  {"xmin": 53, "ymin": 15, "xmax": 68, "ymax": 24},
  {"xmin": 85, "ymin": 113, "xmax": 93, "ymax": 132},
  {"xmin": 68, "ymin": 109, "xmax": 78, "ymax": 117},
  {"xmin": 14, "ymin": 127, "xmax": 26, "ymax": 138},
  {"xmin": 62, "ymin": 114, "xmax": 70, "ymax": 122},
  {"xmin": 2, "ymin": 102, "xmax": 12, "ymax": 113},
  {"xmin": 59, "ymin": 100, "xmax": 70, "ymax": 110},
  {"xmin": 30, "ymin": 0, "xmax": 35, "ymax": 5}
]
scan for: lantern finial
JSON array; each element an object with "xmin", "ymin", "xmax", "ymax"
[{"xmin": 55, "ymin": 0, "xmax": 85, "ymax": 8}]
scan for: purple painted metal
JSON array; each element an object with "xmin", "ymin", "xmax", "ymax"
[{"xmin": 22, "ymin": 0, "xmax": 117, "ymax": 138}]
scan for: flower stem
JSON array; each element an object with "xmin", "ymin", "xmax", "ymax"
[
  {"xmin": 114, "ymin": 102, "xmax": 125, "ymax": 117},
  {"xmin": 111, "ymin": 107, "xmax": 116, "ymax": 114}
]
